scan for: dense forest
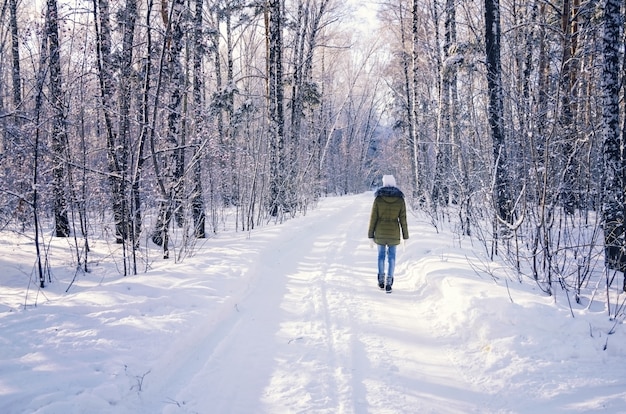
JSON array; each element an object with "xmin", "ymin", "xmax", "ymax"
[{"xmin": 1, "ymin": 0, "xmax": 625, "ymax": 297}]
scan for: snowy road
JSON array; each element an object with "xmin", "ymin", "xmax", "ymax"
[
  {"xmin": 2, "ymin": 193, "xmax": 625, "ymax": 413},
  {"xmin": 148, "ymin": 194, "xmax": 485, "ymax": 413}
]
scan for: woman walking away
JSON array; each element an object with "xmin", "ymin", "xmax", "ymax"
[{"xmin": 368, "ymin": 175, "xmax": 409, "ymax": 293}]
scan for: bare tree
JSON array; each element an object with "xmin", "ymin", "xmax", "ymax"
[
  {"xmin": 601, "ymin": 0, "xmax": 625, "ymax": 276},
  {"xmin": 151, "ymin": 0, "xmax": 187, "ymax": 258},
  {"xmin": 116, "ymin": 0, "xmax": 137, "ymax": 248},
  {"xmin": 46, "ymin": 0, "xmax": 70, "ymax": 237},
  {"xmin": 9, "ymin": 0, "xmax": 21, "ymax": 112},
  {"xmin": 92, "ymin": 0, "xmax": 134, "ymax": 247},
  {"xmin": 485, "ymin": 0, "xmax": 511, "ymax": 229},
  {"xmin": 267, "ymin": 0, "xmax": 287, "ymax": 217},
  {"xmin": 3, "ymin": 0, "xmax": 30, "ymax": 231},
  {"xmin": 190, "ymin": 0, "xmax": 207, "ymax": 239},
  {"xmin": 558, "ymin": 0, "xmax": 581, "ymax": 215}
]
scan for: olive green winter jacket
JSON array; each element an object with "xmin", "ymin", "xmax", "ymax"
[{"xmin": 368, "ymin": 186, "xmax": 409, "ymax": 246}]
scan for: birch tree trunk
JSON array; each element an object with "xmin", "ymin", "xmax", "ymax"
[
  {"xmin": 93, "ymin": 0, "xmax": 131, "ymax": 245},
  {"xmin": 432, "ymin": 0, "xmax": 457, "ymax": 209},
  {"xmin": 9, "ymin": 0, "xmax": 22, "ymax": 112},
  {"xmin": 206, "ymin": 6, "xmax": 224, "ymax": 228},
  {"xmin": 224, "ymin": 6, "xmax": 238, "ymax": 208},
  {"xmin": 267, "ymin": 0, "xmax": 286, "ymax": 217},
  {"xmin": 150, "ymin": 0, "xmax": 187, "ymax": 258},
  {"xmin": 8, "ymin": 0, "xmax": 29, "ymax": 229},
  {"xmin": 621, "ymin": 9, "xmax": 626, "ymax": 292},
  {"xmin": 46, "ymin": 0, "xmax": 70, "ymax": 237},
  {"xmin": 485, "ymin": 0, "xmax": 511, "ymax": 228},
  {"xmin": 290, "ymin": 0, "xmax": 329, "ymax": 201},
  {"xmin": 559, "ymin": 0, "xmax": 580, "ymax": 215},
  {"xmin": 409, "ymin": 0, "xmax": 420, "ymax": 198},
  {"xmin": 116, "ymin": 0, "xmax": 137, "ymax": 244},
  {"xmin": 191, "ymin": 0, "xmax": 206, "ymax": 238},
  {"xmin": 129, "ymin": 0, "xmax": 154, "ymax": 263},
  {"xmin": 210, "ymin": 3, "xmax": 238, "ymax": 207},
  {"xmin": 32, "ymin": 33, "xmax": 49, "ymax": 287},
  {"xmin": 601, "ymin": 0, "xmax": 625, "ymax": 274},
  {"xmin": 396, "ymin": 0, "xmax": 420, "ymax": 200}
]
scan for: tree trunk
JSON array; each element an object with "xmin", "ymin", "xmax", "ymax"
[
  {"xmin": 9, "ymin": 0, "xmax": 22, "ymax": 110},
  {"xmin": 225, "ymin": 8, "xmax": 238, "ymax": 208},
  {"xmin": 151, "ymin": 0, "xmax": 186, "ymax": 257},
  {"xmin": 559, "ymin": 0, "xmax": 580, "ymax": 215},
  {"xmin": 170, "ymin": 0, "xmax": 186, "ymax": 229},
  {"xmin": 8, "ymin": 0, "xmax": 29, "ymax": 229},
  {"xmin": 191, "ymin": 0, "xmax": 206, "ymax": 239},
  {"xmin": 289, "ymin": 0, "xmax": 309, "ymax": 186},
  {"xmin": 267, "ymin": 0, "xmax": 286, "ymax": 217},
  {"xmin": 46, "ymin": 0, "xmax": 70, "ymax": 237},
  {"xmin": 209, "ymin": 7, "xmax": 227, "ymax": 207},
  {"xmin": 116, "ymin": 0, "xmax": 137, "ymax": 245},
  {"xmin": 409, "ymin": 0, "xmax": 420, "ymax": 198},
  {"xmin": 33, "ymin": 37, "xmax": 49, "ymax": 288},
  {"xmin": 397, "ymin": 0, "xmax": 419, "ymax": 200},
  {"xmin": 93, "ymin": 0, "xmax": 130, "ymax": 245},
  {"xmin": 485, "ymin": 0, "xmax": 511, "ymax": 226},
  {"xmin": 129, "ymin": 0, "xmax": 155, "ymax": 262},
  {"xmin": 432, "ymin": 0, "xmax": 456, "ymax": 209},
  {"xmin": 601, "ymin": 0, "xmax": 624, "ymax": 273}
]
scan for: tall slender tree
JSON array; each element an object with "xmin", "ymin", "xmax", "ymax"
[
  {"xmin": 485, "ymin": 0, "xmax": 511, "ymax": 228},
  {"xmin": 191, "ymin": 0, "xmax": 206, "ymax": 238},
  {"xmin": 9, "ymin": 0, "xmax": 21, "ymax": 112},
  {"xmin": 559, "ymin": 0, "xmax": 581, "ymax": 214},
  {"xmin": 267, "ymin": 0, "xmax": 286, "ymax": 217},
  {"xmin": 601, "ymin": 0, "xmax": 624, "ymax": 274},
  {"xmin": 432, "ymin": 0, "xmax": 458, "ymax": 209},
  {"xmin": 151, "ymin": 0, "xmax": 187, "ymax": 257},
  {"xmin": 7, "ymin": 0, "xmax": 30, "ymax": 229},
  {"xmin": 92, "ymin": 0, "xmax": 135, "ymax": 246},
  {"xmin": 46, "ymin": 0, "xmax": 70, "ymax": 237},
  {"xmin": 116, "ymin": 0, "xmax": 137, "ymax": 245},
  {"xmin": 409, "ymin": 0, "xmax": 420, "ymax": 197}
]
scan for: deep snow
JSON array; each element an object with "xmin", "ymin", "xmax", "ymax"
[{"xmin": 1, "ymin": 193, "xmax": 625, "ymax": 413}]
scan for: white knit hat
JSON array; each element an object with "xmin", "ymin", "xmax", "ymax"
[{"xmin": 382, "ymin": 175, "xmax": 396, "ymax": 187}]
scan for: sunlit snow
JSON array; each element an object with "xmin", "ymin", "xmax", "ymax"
[{"xmin": 1, "ymin": 193, "xmax": 624, "ymax": 413}]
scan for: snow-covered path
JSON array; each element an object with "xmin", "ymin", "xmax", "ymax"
[
  {"xmin": 143, "ymin": 193, "xmax": 480, "ymax": 413},
  {"xmin": 1, "ymin": 193, "xmax": 625, "ymax": 413},
  {"xmin": 151, "ymin": 194, "xmax": 457, "ymax": 413}
]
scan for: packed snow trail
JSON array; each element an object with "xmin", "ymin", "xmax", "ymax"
[
  {"xmin": 143, "ymin": 193, "xmax": 485, "ymax": 413},
  {"xmin": 3, "ymin": 193, "xmax": 625, "ymax": 413}
]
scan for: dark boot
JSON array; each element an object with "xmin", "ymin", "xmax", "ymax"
[
  {"xmin": 378, "ymin": 274, "xmax": 385, "ymax": 289},
  {"xmin": 385, "ymin": 276, "xmax": 393, "ymax": 293}
]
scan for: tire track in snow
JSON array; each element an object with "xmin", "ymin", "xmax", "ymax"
[
  {"xmin": 145, "ymin": 195, "xmax": 372, "ymax": 413},
  {"xmin": 260, "ymin": 193, "xmax": 413, "ymax": 413},
  {"xmin": 308, "ymin": 221, "xmax": 364, "ymax": 412},
  {"xmin": 261, "ymin": 195, "xmax": 373, "ymax": 412}
]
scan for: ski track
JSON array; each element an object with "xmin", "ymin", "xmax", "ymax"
[{"xmin": 138, "ymin": 193, "xmax": 486, "ymax": 413}]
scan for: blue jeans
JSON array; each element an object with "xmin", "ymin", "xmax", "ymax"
[{"xmin": 377, "ymin": 244, "xmax": 396, "ymax": 279}]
